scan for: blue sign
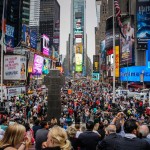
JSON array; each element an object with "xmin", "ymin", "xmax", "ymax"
[
  {"xmin": 30, "ymin": 30, "xmax": 37, "ymax": 49},
  {"xmin": 22, "ymin": 24, "xmax": 37, "ymax": 49},
  {"xmin": 42, "ymin": 59, "xmax": 50, "ymax": 75},
  {"xmin": 92, "ymin": 73, "xmax": 100, "ymax": 81},
  {"xmin": 120, "ymin": 66, "xmax": 150, "ymax": 82},
  {"xmin": 137, "ymin": 0, "xmax": 150, "ymax": 49},
  {"xmin": 5, "ymin": 25, "xmax": 14, "ymax": 51}
]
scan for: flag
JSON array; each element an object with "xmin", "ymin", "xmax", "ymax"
[
  {"xmin": 114, "ymin": 0, "xmax": 125, "ymax": 39},
  {"xmin": 1, "ymin": 0, "xmax": 7, "ymax": 52},
  {"xmin": 1, "ymin": 0, "xmax": 7, "ymax": 33}
]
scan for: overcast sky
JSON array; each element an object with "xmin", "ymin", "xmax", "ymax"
[{"xmin": 57, "ymin": 0, "xmax": 97, "ymax": 61}]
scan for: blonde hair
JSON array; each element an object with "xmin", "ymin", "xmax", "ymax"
[
  {"xmin": 66, "ymin": 126, "xmax": 77, "ymax": 138},
  {"xmin": 49, "ymin": 126, "xmax": 72, "ymax": 150},
  {"xmin": 0, "ymin": 123, "xmax": 26, "ymax": 147}
]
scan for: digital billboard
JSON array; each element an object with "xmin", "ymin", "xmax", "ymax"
[
  {"xmin": 137, "ymin": 0, "xmax": 150, "ymax": 49},
  {"xmin": 32, "ymin": 54, "xmax": 44, "ymax": 75},
  {"xmin": 105, "ymin": 17, "xmax": 120, "ymax": 51},
  {"xmin": 100, "ymin": 40, "xmax": 106, "ymax": 64},
  {"xmin": 120, "ymin": 66, "xmax": 150, "ymax": 82},
  {"xmin": 75, "ymin": 53, "xmax": 82, "ymax": 65},
  {"xmin": 4, "ymin": 55, "xmax": 26, "ymax": 80},
  {"xmin": 42, "ymin": 58, "xmax": 50, "ymax": 75},
  {"xmin": 5, "ymin": 25, "xmax": 14, "ymax": 51},
  {"xmin": 75, "ymin": 43, "xmax": 83, "ymax": 54},
  {"xmin": 41, "ymin": 34, "xmax": 50, "ymax": 56},
  {"xmin": 93, "ymin": 55, "xmax": 99, "ymax": 73},
  {"xmin": 75, "ymin": 65, "xmax": 82, "ymax": 72},
  {"xmin": 92, "ymin": 73, "xmax": 100, "ymax": 81},
  {"xmin": 115, "ymin": 46, "xmax": 119, "ymax": 77},
  {"xmin": 22, "ymin": 24, "xmax": 37, "ymax": 49},
  {"xmin": 120, "ymin": 15, "xmax": 134, "ymax": 66}
]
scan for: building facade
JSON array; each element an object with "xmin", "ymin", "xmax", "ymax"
[
  {"xmin": 70, "ymin": 0, "xmax": 87, "ymax": 76},
  {"xmin": 29, "ymin": 0, "xmax": 40, "ymax": 35}
]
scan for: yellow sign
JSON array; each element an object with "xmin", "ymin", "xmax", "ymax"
[
  {"xmin": 115, "ymin": 46, "xmax": 119, "ymax": 77},
  {"xmin": 76, "ymin": 43, "xmax": 83, "ymax": 54}
]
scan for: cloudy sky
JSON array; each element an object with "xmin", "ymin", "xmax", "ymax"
[{"xmin": 57, "ymin": 0, "xmax": 97, "ymax": 61}]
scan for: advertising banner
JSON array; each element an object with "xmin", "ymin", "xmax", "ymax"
[
  {"xmin": 120, "ymin": 15, "xmax": 134, "ymax": 65},
  {"xmin": 5, "ymin": 25, "xmax": 14, "ymax": 51},
  {"xmin": 115, "ymin": 46, "xmax": 119, "ymax": 77},
  {"xmin": 105, "ymin": 17, "xmax": 120, "ymax": 50},
  {"xmin": 28, "ymin": 52, "xmax": 34, "ymax": 73},
  {"xmin": 4, "ymin": 55, "xmax": 26, "ymax": 80},
  {"xmin": 100, "ymin": 40, "xmax": 106, "ymax": 64},
  {"xmin": 22, "ymin": 24, "xmax": 37, "ymax": 49},
  {"xmin": 42, "ymin": 34, "xmax": 50, "ymax": 56},
  {"xmin": 92, "ymin": 73, "xmax": 100, "ymax": 81},
  {"xmin": 75, "ymin": 38, "xmax": 82, "ymax": 44},
  {"xmin": 120, "ymin": 66, "xmax": 150, "ymax": 82},
  {"xmin": 42, "ymin": 58, "xmax": 50, "ymax": 75},
  {"xmin": 32, "ymin": 54, "xmax": 44, "ymax": 75},
  {"xmin": 75, "ymin": 65, "xmax": 82, "ymax": 72},
  {"xmin": 7, "ymin": 86, "xmax": 26, "ymax": 100},
  {"xmin": 137, "ymin": 0, "xmax": 150, "ymax": 49},
  {"xmin": 75, "ymin": 53, "xmax": 82, "ymax": 65},
  {"xmin": 75, "ymin": 43, "xmax": 83, "ymax": 54},
  {"xmin": 93, "ymin": 55, "xmax": 99, "ymax": 73}
]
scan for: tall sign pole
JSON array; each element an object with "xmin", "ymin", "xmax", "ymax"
[
  {"xmin": 0, "ymin": 0, "xmax": 6, "ymax": 103},
  {"xmin": 113, "ymin": 0, "xmax": 116, "ymax": 103}
]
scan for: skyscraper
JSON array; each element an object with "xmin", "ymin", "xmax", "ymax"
[
  {"xmin": 22, "ymin": 0, "xmax": 30, "ymax": 25},
  {"xmin": 70, "ymin": 0, "xmax": 87, "ymax": 76},
  {"xmin": 39, "ymin": 0, "xmax": 60, "ymax": 49},
  {"xmin": 29, "ymin": 0, "xmax": 40, "ymax": 34}
]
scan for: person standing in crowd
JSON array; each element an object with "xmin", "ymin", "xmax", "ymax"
[
  {"xmin": 96, "ymin": 124, "xmax": 122, "ymax": 150},
  {"xmin": 42, "ymin": 126, "xmax": 72, "ymax": 150},
  {"xmin": 115, "ymin": 119, "xmax": 150, "ymax": 150},
  {"xmin": 35, "ymin": 121, "xmax": 49, "ymax": 150},
  {"xmin": 138, "ymin": 125, "xmax": 150, "ymax": 144},
  {"xmin": 0, "ymin": 124, "xmax": 31, "ymax": 150},
  {"xmin": 78, "ymin": 120, "xmax": 101, "ymax": 150}
]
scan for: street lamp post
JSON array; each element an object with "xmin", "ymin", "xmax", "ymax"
[{"xmin": 113, "ymin": 0, "xmax": 116, "ymax": 103}]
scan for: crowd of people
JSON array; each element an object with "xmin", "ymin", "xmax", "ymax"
[{"xmin": 0, "ymin": 78, "xmax": 150, "ymax": 150}]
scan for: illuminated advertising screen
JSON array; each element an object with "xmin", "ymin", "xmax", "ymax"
[
  {"xmin": 105, "ymin": 17, "xmax": 120, "ymax": 51},
  {"xmin": 22, "ymin": 24, "xmax": 37, "ymax": 49},
  {"xmin": 100, "ymin": 40, "xmax": 106, "ymax": 64},
  {"xmin": 75, "ymin": 43, "xmax": 83, "ymax": 54},
  {"xmin": 137, "ymin": 0, "xmax": 150, "ymax": 49},
  {"xmin": 32, "ymin": 54, "xmax": 44, "ymax": 75},
  {"xmin": 115, "ymin": 46, "xmax": 119, "ymax": 77},
  {"xmin": 75, "ymin": 65, "xmax": 82, "ymax": 72},
  {"xmin": 93, "ymin": 55, "xmax": 99, "ymax": 73},
  {"xmin": 75, "ymin": 53, "xmax": 82, "ymax": 65},
  {"xmin": 120, "ymin": 66, "xmax": 150, "ymax": 82},
  {"xmin": 120, "ymin": 15, "xmax": 134, "ymax": 66},
  {"xmin": 5, "ymin": 25, "xmax": 14, "ymax": 51},
  {"xmin": 42, "ymin": 34, "xmax": 50, "ymax": 55},
  {"xmin": 92, "ymin": 73, "xmax": 100, "ymax": 81},
  {"xmin": 42, "ymin": 59, "xmax": 50, "ymax": 75}
]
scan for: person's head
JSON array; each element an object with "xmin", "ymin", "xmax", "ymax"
[
  {"xmin": 105, "ymin": 125, "xmax": 116, "ymax": 135},
  {"xmin": 0, "ymin": 124, "xmax": 26, "ymax": 147},
  {"xmin": 138, "ymin": 125, "xmax": 149, "ymax": 138},
  {"xmin": 34, "ymin": 119, "xmax": 40, "ymax": 126},
  {"xmin": 124, "ymin": 119, "xmax": 138, "ymax": 135},
  {"xmin": 86, "ymin": 121, "xmax": 95, "ymax": 131},
  {"xmin": 66, "ymin": 126, "xmax": 77, "ymax": 138},
  {"xmin": 47, "ymin": 126, "xmax": 72, "ymax": 150},
  {"xmin": 75, "ymin": 124, "xmax": 80, "ymax": 130},
  {"xmin": 41, "ymin": 120, "xmax": 49, "ymax": 129}
]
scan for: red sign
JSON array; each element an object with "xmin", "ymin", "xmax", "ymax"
[{"xmin": 106, "ymin": 49, "xmax": 113, "ymax": 56}]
